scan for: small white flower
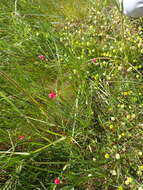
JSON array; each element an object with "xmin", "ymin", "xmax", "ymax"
[
  {"xmin": 93, "ymin": 158, "xmax": 96, "ymax": 161},
  {"xmin": 127, "ymin": 67, "xmax": 132, "ymax": 72},
  {"xmin": 110, "ymin": 170, "xmax": 117, "ymax": 176},
  {"xmin": 115, "ymin": 153, "xmax": 120, "ymax": 160},
  {"xmin": 120, "ymin": 104, "xmax": 124, "ymax": 108},
  {"xmin": 118, "ymin": 135, "xmax": 122, "ymax": 139},
  {"xmin": 138, "ymin": 151, "xmax": 142, "ymax": 156},
  {"xmin": 111, "ymin": 117, "xmax": 115, "ymax": 121},
  {"xmin": 131, "ymin": 113, "xmax": 136, "ymax": 119},
  {"xmin": 118, "ymin": 66, "xmax": 123, "ymax": 71},
  {"xmin": 137, "ymin": 170, "xmax": 142, "ymax": 176}
]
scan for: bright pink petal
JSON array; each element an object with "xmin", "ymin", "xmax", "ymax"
[
  {"xmin": 91, "ymin": 58, "xmax": 97, "ymax": 63},
  {"xmin": 48, "ymin": 92, "xmax": 57, "ymax": 99},
  {"xmin": 38, "ymin": 55, "xmax": 45, "ymax": 60},
  {"xmin": 54, "ymin": 178, "xmax": 60, "ymax": 184},
  {"xmin": 18, "ymin": 135, "xmax": 25, "ymax": 140}
]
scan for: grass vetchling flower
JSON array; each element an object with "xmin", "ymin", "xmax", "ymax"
[
  {"xmin": 18, "ymin": 135, "xmax": 25, "ymax": 140},
  {"xmin": 38, "ymin": 55, "xmax": 45, "ymax": 60},
  {"xmin": 91, "ymin": 58, "xmax": 97, "ymax": 63},
  {"xmin": 48, "ymin": 92, "xmax": 57, "ymax": 99},
  {"xmin": 54, "ymin": 178, "xmax": 60, "ymax": 184}
]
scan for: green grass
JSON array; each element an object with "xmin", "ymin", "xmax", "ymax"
[{"xmin": 0, "ymin": 0, "xmax": 143, "ymax": 189}]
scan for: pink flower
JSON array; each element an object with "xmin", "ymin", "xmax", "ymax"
[
  {"xmin": 38, "ymin": 55, "xmax": 45, "ymax": 60},
  {"xmin": 18, "ymin": 135, "xmax": 25, "ymax": 140},
  {"xmin": 48, "ymin": 92, "xmax": 57, "ymax": 99},
  {"xmin": 91, "ymin": 58, "xmax": 97, "ymax": 63},
  {"xmin": 54, "ymin": 178, "xmax": 60, "ymax": 184}
]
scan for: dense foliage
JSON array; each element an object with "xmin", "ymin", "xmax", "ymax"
[{"xmin": 0, "ymin": 0, "xmax": 142, "ymax": 189}]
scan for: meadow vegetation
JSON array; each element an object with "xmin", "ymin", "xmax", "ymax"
[{"xmin": 0, "ymin": 0, "xmax": 143, "ymax": 189}]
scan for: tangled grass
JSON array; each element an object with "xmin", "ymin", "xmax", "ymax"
[{"xmin": 0, "ymin": 0, "xmax": 142, "ymax": 189}]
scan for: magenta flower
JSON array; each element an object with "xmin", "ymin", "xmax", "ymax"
[
  {"xmin": 18, "ymin": 135, "xmax": 25, "ymax": 140},
  {"xmin": 38, "ymin": 55, "xmax": 45, "ymax": 60},
  {"xmin": 91, "ymin": 58, "xmax": 97, "ymax": 63},
  {"xmin": 54, "ymin": 178, "xmax": 60, "ymax": 184},
  {"xmin": 48, "ymin": 91, "xmax": 57, "ymax": 99}
]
